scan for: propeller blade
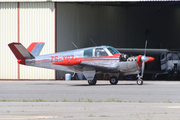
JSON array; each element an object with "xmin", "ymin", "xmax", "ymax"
[
  {"xmin": 141, "ymin": 40, "xmax": 148, "ymax": 79},
  {"xmin": 144, "ymin": 40, "xmax": 147, "ymax": 56},
  {"xmin": 141, "ymin": 62, "xmax": 145, "ymax": 77}
]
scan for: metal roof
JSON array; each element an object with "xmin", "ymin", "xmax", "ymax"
[{"xmin": 0, "ymin": 0, "xmax": 178, "ymax": 2}]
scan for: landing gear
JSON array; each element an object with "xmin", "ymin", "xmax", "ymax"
[
  {"xmin": 110, "ymin": 76, "xmax": 118, "ymax": 85},
  {"xmin": 88, "ymin": 77, "xmax": 97, "ymax": 85},
  {"xmin": 136, "ymin": 74, "xmax": 143, "ymax": 85},
  {"xmin": 137, "ymin": 79, "xmax": 143, "ymax": 85}
]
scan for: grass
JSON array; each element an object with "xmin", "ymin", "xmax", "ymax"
[
  {"xmin": 104, "ymin": 98, "xmax": 122, "ymax": 102},
  {"xmin": 88, "ymin": 114, "xmax": 96, "ymax": 117},
  {"xmin": 99, "ymin": 115, "xmax": 109, "ymax": 117},
  {"xmin": 61, "ymin": 98, "xmax": 71, "ymax": 102},
  {"xmin": 87, "ymin": 98, "xmax": 92, "ymax": 102},
  {"xmin": 0, "ymin": 99, "xmax": 174, "ymax": 103}
]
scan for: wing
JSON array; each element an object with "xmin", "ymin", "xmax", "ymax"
[
  {"xmin": 116, "ymin": 48, "xmax": 168, "ymax": 55},
  {"xmin": 64, "ymin": 62, "xmax": 118, "ymax": 73},
  {"xmin": 52, "ymin": 58, "xmax": 118, "ymax": 73}
]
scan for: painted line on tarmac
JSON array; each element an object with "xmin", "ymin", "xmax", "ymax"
[{"xmin": 167, "ymin": 106, "xmax": 180, "ymax": 108}]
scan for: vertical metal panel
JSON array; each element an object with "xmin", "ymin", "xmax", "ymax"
[
  {"xmin": 100, "ymin": 6, "xmax": 126, "ymax": 47},
  {"xmin": 56, "ymin": 3, "xmax": 127, "ymax": 50},
  {"xmin": 0, "ymin": 3, "xmax": 18, "ymax": 79},
  {"xmin": 56, "ymin": 3, "xmax": 127, "ymax": 79},
  {"xmin": 19, "ymin": 2, "xmax": 55, "ymax": 79}
]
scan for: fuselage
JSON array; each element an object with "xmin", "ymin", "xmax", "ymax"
[{"xmin": 25, "ymin": 46, "xmax": 141, "ymax": 75}]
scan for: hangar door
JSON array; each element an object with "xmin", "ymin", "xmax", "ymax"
[{"xmin": 56, "ymin": 2, "xmax": 180, "ymax": 79}]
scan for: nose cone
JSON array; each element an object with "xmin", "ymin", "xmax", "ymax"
[{"xmin": 146, "ymin": 56, "xmax": 155, "ymax": 63}]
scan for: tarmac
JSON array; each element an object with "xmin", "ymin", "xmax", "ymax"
[{"xmin": 0, "ymin": 80, "xmax": 180, "ymax": 120}]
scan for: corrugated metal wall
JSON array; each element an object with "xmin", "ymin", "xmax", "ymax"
[
  {"xmin": 56, "ymin": 3, "xmax": 127, "ymax": 51},
  {"xmin": 0, "ymin": 3, "xmax": 18, "ymax": 79},
  {"xmin": 56, "ymin": 3, "xmax": 127, "ymax": 78},
  {"xmin": 0, "ymin": 2, "xmax": 55, "ymax": 79},
  {"xmin": 19, "ymin": 2, "xmax": 55, "ymax": 79}
]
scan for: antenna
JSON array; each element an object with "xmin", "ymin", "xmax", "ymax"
[
  {"xmin": 71, "ymin": 41, "xmax": 78, "ymax": 49},
  {"xmin": 90, "ymin": 38, "xmax": 97, "ymax": 46}
]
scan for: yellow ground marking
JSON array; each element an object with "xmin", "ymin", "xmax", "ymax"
[{"xmin": 168, "ymin": 106, "xmax": 180, "ymax": 108}]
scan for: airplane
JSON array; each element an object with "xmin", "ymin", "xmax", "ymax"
[
  {"xmin": 116, "ymin": 48, "xmax": 180, "ymax": 80},
  {"xmin": 8, "ymin": 41, "xmax": 154, "ymax": 85}
]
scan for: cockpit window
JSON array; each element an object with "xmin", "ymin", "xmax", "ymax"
[
  {"xmin": 84, "ymin": 49, "xmax": 93, "ymax": 57},
  {"xmin": 167, "ymin": 53, "xmax": 179, "ymax": 60},
  {"xmin": 107, "ymin": 46, "xmax": 119, "ymax": 55},
  {"xmin": 95, "ymin": 48, "xmax": 108, "ymax": 57}
]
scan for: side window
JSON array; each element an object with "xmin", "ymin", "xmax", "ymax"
[
  {"xmin": 95, "ymin": 48, "xmax": 108, "ymax": 57},
  {"xmin": 84, "ymin": 49, "xmax": 93, "ymax": 57}
]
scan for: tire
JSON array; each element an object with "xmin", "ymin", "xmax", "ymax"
[
  {"xmin": 137, "ymin": 79, "xmax": 143, "ymax": 85},
  {"xmin": 88, "ymin": 77, "xmax": 97, "ymax": 85},
  {"xmin": 110, "ymin": 76, "xmax": 118, "ymax": 85}
]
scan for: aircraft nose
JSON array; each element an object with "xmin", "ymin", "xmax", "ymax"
[{"xmin": 146, "ymin": 56, "xmax": 155, "ymax": 63}]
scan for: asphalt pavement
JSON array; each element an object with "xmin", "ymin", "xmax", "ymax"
[{"xmin": 0, "ymin": 80, "xmax": 180, "ymax": 120}]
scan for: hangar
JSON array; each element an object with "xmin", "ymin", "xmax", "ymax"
[{"xmin": 1, "ymin": 0, "xmax": 180, "ymax": 80}]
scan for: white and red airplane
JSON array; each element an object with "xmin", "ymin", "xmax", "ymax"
[{"xmin": 8, "ymin": 41, "xmax": 154, "ymax": 85}]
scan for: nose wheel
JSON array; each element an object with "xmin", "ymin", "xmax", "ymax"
[
  {"xmin": 137, "ymin": 79, "xmax": 143, "ymax": 85},
  {"xmin": 137, "ymin": 74, "xmax": 143, "ymax": 85}
]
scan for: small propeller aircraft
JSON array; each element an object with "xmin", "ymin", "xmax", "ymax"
[{"xmin": 8, "ymin": 41, "xmax": 154, "ymax": 85}]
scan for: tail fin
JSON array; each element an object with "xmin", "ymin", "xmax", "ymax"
[
  {"xmin": 27, "ymin": 42, "xmax": 45, "ymax": 56},
  {"xmin": 8, "ymin": 42, "xmax": 35, "ymax": 65},
  {"xmin": 8, "ymin": 42, "xmax": 35, "ymax": 59}
]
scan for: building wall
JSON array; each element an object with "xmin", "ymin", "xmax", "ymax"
[
  {"xmin": 0, "ymin": 2, "xmax": 55, "ymax": 79},
  {"xmin": 19, "ymin": 2, "xmax": 55, "ymax": 79},
  {"xmin": 0, "ymin": 3, "xmax": 18, "ymax": 79},
  {"xmin": 56, "ymin": 3, "xmax": 127, "ymax": 51}
]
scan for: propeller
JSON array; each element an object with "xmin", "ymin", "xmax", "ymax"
[
  {"xmin": 140, "ymin": 40, "xmax": 149, "ymax": 79},
  {"xmin": 136, "ymin": 40, "xmax": 154, "ymax": 85}
]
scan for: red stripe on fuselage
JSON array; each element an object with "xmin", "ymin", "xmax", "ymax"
[
  {"xmin": 79, "ymin": 53, "xmax": 120, "ymax": 61},
  {"xmin": 51, "ymin": 53, "xmax": 120, "ymax": 65}
]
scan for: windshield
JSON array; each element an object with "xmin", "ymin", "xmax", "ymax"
[
  {"xmin": 107, "ymin": 46, "xmax": 119, "ymax": 55},
  {"xmin": 167, "ymin": 53, "xmax": 179, "ymax": 60}
]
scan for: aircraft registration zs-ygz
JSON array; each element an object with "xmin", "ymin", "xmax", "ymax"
[{"xmin": 8, "ymin": 41, "xmax": 154, "ymax": 85}]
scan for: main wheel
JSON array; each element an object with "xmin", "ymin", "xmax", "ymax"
[
  {"xmin": 110, "ymin": 76, "xmax": 118, "ymax": 85},
  {"xmin": 137, "ymin": 79, "xmax": 143, "ymax": 85},
  {"xmin": 88, "ymin": 77, "xmax": 97, "ymax": 85}
]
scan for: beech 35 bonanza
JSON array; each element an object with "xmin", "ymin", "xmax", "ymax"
[{"xmin": 8, "ymin": 41, "xmax": 154, "ymax": 85}]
